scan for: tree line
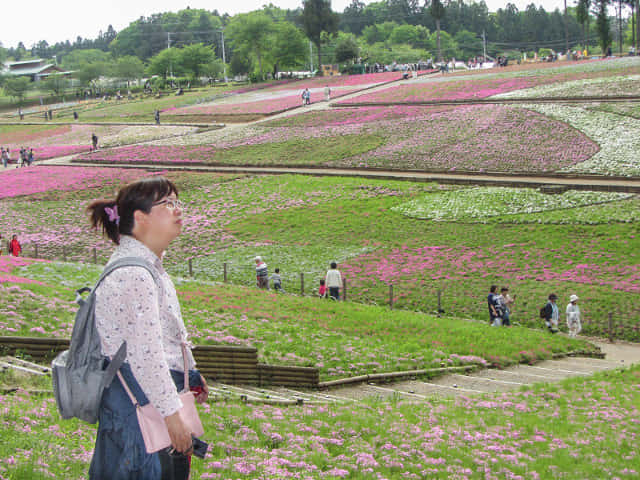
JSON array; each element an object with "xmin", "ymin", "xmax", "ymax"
[{"xmin": 0, "ymin": 0, "xmax": 637, "ymax": 87}]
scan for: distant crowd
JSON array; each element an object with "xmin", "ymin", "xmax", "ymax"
[{"xmin": 1, "ymin": 147, "xmax": 34, "ymax": 168}]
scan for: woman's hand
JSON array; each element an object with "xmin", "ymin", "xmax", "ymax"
[
  {"xmin": 164, "ymin": 411, "xmax": 193, "ymax": 454},
  {"xmin": 195, "ymin": 374, "xmax": 209, "ymax": 404}
]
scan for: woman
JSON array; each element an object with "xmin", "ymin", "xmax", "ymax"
[
  {"xmin": 87, "ymin": 177, "xmax": 208, "ymax": 480},
  {"xmin": 566, "ymin": 294, "xmax": 582, "ymax": 338},
  {"xmin": 324, "ymin": 262, "xmax": 342, "ymax": 301}
]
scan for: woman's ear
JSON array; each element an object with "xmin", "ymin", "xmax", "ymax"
[{"xmin": 133, "ymin": 209, "xmax": 148, "ymax": 226}]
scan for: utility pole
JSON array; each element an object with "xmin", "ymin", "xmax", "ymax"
[
  {"xmin": 482, "ymin": 30, "xmax": 487, "ymax": 61},
  {"xmin": 564, "ymin": 0, "xmax": 569, "ymax": 56},
  {"xmin": 167, "ymin": 32, "xmax": 173, "ymax": 79},
  {"xmin": 220, "ymin": 29, "xmax": 228, "ymax": 83}
]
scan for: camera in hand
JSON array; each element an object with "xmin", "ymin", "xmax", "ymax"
[{"xmin": 192, "ymin": 436, "xmax": 208, "ymax": 459}]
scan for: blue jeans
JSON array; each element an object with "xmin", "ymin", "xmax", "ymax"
[
  {"xmin": 329, "ymin": 287, "xmax": 340, "ymax": 300},
  {"xmin": 89, "ymin": 363, "xmax": 203, "ymax": 480}
]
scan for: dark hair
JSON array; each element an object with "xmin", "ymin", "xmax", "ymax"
[
  {"xmin": 87, "ymin": 176, "xmax": 178, "ymax": 245},
  {"xmin": 548, "ymin": 293, "xmax": 558, "ymax": 300},
  {"xmin": 501, "ymin": 287, "xmax": 508, "ymax": 292},
  {"xmin": 275, "ymin": 268, "xmax": 280, "ymax": 273},
  {"xmin": 330, "ymin": 262, "xmax": 337, "ymax": 269},
  {"xmin": 320, "ymin": 279, "xmax": 325, "ymax": 285},
  {"xmin": 490, "ymin": 285, "xmax": 497, "ymax": 293}
]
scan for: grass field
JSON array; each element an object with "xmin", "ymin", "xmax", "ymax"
[
  {"xmin": 1, "ymin": 171, "xmax": 638, "ymax": 340},
  {"xmin": 1, "ymin": 364, "xmax": 638, "ymax": 479}
]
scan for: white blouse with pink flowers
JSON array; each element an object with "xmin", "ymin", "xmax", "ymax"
[{"xmin": 95, "ymin": 235, "xmax": 196, "ymax": 417}]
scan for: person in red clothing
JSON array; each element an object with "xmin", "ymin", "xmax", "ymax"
[{"xmin": 8, "ymin": 235, "xmax": 21, "ymax": 257}]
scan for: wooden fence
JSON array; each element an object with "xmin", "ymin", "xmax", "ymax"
[{"xmin": 0, "ymin": 336, "xmax": 320, "ymax": 388}]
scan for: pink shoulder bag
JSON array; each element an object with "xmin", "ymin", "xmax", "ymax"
[{"xmin": 117, "ymin": 343, "xmax": 204, "ymax": 454}]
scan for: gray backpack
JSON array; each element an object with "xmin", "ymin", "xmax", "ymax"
[{"xmin": 52, "ymin": 257, "xmax": 159, "ymax": 424}]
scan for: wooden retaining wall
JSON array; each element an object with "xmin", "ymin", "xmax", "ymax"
[{"xmin": 0, "ymin": 336, "xmax": 320, "ymax": 388}]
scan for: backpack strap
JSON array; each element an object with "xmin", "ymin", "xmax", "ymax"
[{"xmin": 91, "ymin": 256, "xmax": 163, "ymax": 389}]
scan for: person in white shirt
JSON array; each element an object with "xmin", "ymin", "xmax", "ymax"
[
  {"xmin": 87, "ymin": 177, "xmax": 208, "ymax": 479},
  {"xmin": 325, "ymin": 261, "xmax": 342, "ymax": 300},
  {"xmin": 566, "ymin": 294, "xmax": 582, "ymax": 337}
]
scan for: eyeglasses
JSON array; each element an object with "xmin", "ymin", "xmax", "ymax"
[{"xmin": 153, "ymin": 198, "xmax": 184, "ymax": 211}]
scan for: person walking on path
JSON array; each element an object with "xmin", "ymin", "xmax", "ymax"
[
  {"xmin": 155, "ymin": 110, "xmax": 161, "ymax": 125},
  {"xmin": 325, "ymin": 262, "xmax": 342, "ymax": 300},
  {"xmin": 324, "ymin": 85, "xmax": 331, "ymax": 102},
  {"xmin": 566, "ymin": 294, "xmax": 582, "ymax": 337},
  {"xmin": 8, "ymin": 235, "xmax": 21, "ymax": 257},
  {"xmin": 487, "ymin": 285, "xmax": 502, "ymax": 326},
  {"xmin": 27, "ymin": 149, "xmax": 34, "ymax": 166},
  {"xmin": 255, "ymin": 256, "xmax": 269, "ymax": 289},
  {"xmin": 2, "ymin": 148, "xmax": 9, "ymax": 168},
  {"xmin": 87, "ymin": 176, "xmax": 208, "ymax": 480},
  {"xmin": 318, "ymin": 279, "xmax": 327, "ymax": 298},
  {"xmin": 542, "ymin": 293, "xmax": 559, "ymax": 333},
  {"xmin": 91, "ymin": 133, "xmax": 99, "ymax": 151}
]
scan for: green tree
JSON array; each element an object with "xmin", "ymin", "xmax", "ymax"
[
  {"xmin": 146, "ymin": 48, "xmax": 182, "ymax": 79},
  {"xmin": 334, "ymin": 34, "xmax": 360, "ymax": 62},
  {"xmin": 61, "ymin": 49, "xmax": 111, "ymax": 69},
  {"xmin": 43, "ymin": 74, "xmax": 68, "ymax": 97},
  {"xmin": 594, "ymin": 0, "xmax": 612, "ymax": 53},
  {"xmin": 390, "ymin": 24, "xmax": 420, "ymax": 45},
  {"xmin": 302, "ymin": 0, "xmax": 339, "ymax": 72},
  {"xmin": 576, "ymin": 0, "xmax": 591, "ymax": 52},
  {"xmin": 76, "ymin": 62, "xmax": 111, "ymax": 90},
  {"xmin": 362, "ymin": 21, "xmax": 398, "ymax": 44},
  {"xmin": 227, "ymin": 12, "xmax": 275, "ymax": 80},
  {"xmin": 230, "ymin": 49, "xmax": 251, "ymax": 76},
  {"xmin": 453, "ymin": 29, "xmax": 482, "ymax": 58},
  {"xmin": 271, "ymin": 22, "xmax": 308, "ymax": 70},
  {"xmin": 3, "ymin": 77, "xmax": 31, "ymax": 105},
  {"xmin": 200, "ymin": 58, "xmax": 226, "ymax": 81},
  {"xmin": 429, "ymin": 0, "xmax": 447, "ymax": 61},
  {"xmin": 179, "ymin": 43, "xmax": 215, "ymax": 81},
  {"xmin": 114, "ymin": 56, "xmax": 145, "ymax": 85}
]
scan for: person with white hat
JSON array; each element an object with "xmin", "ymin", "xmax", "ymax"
[
  {"xmin": 255, "ymin": 256, "xmax": 269, "ymax": 289},
  {"xmin": 566, "ymin": 294, "xmax": 581, "ymax": 337}
]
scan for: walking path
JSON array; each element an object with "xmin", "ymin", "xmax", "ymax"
[
  {"xmin": 56, "ymin": 161, "xmax": 640, "ymax": 192},
  {"xmin": 218, "ymin": 339, "xmax": 640, "ymax": 405}
]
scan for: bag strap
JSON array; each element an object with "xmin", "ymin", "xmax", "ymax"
[{"xmin": 117, "ymin": 343, "xmax": 191, "ymax": 407}]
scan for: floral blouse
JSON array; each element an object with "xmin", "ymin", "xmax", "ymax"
[{"xmin": 95, "ymin": 235, "xmax": 195, "ymax": 417}]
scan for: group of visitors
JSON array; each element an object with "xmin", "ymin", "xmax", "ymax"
[
  {"xmin": 0, "ymin": 234, "xmax": 22, "ymax": 256},
  {"xmin": 254, "ymin": 256, "xmax": 343, "ymax": 300},
  {"xmin": 1, "ymin": 147, "xmax": 34, "ymax": 168},
  {"xmin": 488, "ymin": 285, "xmax": 582, "ymax": 336},
  {"xmin": 541, "ymin": 293, "xmax": 582, "ymax": 337}
]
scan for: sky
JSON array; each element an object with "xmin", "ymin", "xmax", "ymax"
[{"xmin": 4, "ymin": 0, "xmax": 572, "ymax": 50}]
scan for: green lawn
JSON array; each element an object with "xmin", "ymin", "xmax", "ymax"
[{"xmin": 1, "ymin": 365, "xmax": 638, "ymax": 479}]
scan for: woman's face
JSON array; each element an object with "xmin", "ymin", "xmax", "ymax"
[{"xmin": 147, "ymin": 193, "xmax": 183, "ymax": 242}]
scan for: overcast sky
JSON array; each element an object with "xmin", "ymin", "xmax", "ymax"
[{"xmin": 4, "ymin": 0, "xmax": 573, "ymax": 50}]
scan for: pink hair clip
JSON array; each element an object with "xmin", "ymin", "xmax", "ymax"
[{"xmin": 104, "ymin": 205, "xmax": 120, "ymax": 225}]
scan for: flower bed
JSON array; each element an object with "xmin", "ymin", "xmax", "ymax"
[
  {"xmin": 494, "ymin": 74, "xmax": 640, "ymax": 98},
  {"xmin": 0, "ymin": 165, "xmax": 159, "ymax": 199},
  {"xmin": 1, "ymin": 365, "xmax": 639, "ymax": 478},
  {"xmin": 80, "ymin": 105, "xmax": 599, "ymax": 174},
  {"xmin": 324, "ymin": 105, "xmax": 598, "ymax": 172},
  {"xmin": 526, "ymin": 104, "xmax": 640, "ymax": 176},
  {"xmin": 392, "ymin": 187, "xmax": 633, "ymax": 221},
  {"xmin": 168, "ymin": 71, "xmax": 426, "ymax": 116},
  {"xmin": 336, "ymin": 57, "xmax": 640, "ymax": 104}
]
